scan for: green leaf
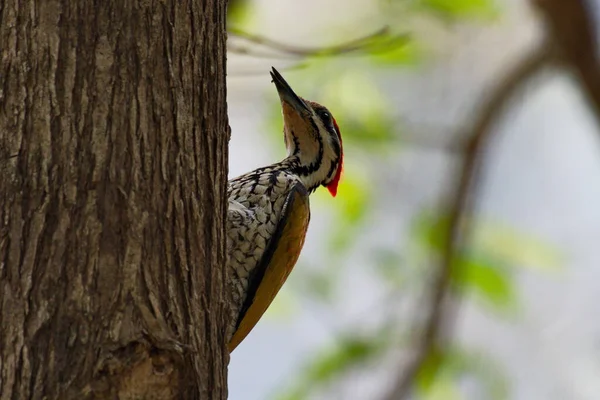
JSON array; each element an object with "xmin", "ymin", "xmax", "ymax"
[
  {"xmin": 227, "ymin": 0, "xmax": 256, "ymax": 28},
  {"xmin": 416, "ymin": 346, "xmax": 447, "ymax": 391},
  {"xmin": 417, "ymin": 0, "xmax": 498, "ymax": 19},
  {"xmin": 417, "ymin": 345, "xmax": 509, "ymax": 400},
  {"xmin": 332, "ymin": 174, "xmax": 370, "ymax": 224},
  {"xmin": 472, "ymin": 223, "xmax": 562, "ymax": 272},
  {"xmin": 341, "ymin": 111, "xmax": 397, "ymax": 149},
  {"xmin": 412, "ymin": 212, "xmax": 531, "ymax": 311},
  {"xmin": 413, "ymin": 211, "xmax": 562, "ymax": 272},
  {"xmin": 416, "ymin": 348, "xmax": 462, "ymax": 400},
  {"xmin": 319, "ymin": 70, "xmax": 399, "ymax": 149},
  {"xmin": 454, "ymin": 256, "xmax": 516, "ymax": 311},
  {"xmin": 275, "ymin": 334, "xmax": 387, "ymax": 400},
  {"xmin": 307, "ymin": 338, "xmax": 379, "ymax": 382},
  {"xmin": 413, "ymin": 212, "xmax": 451, "ymax": 252},
  {"xmin": 312, "ymin": 171, "xmax": 371, "ymax": 254},
  {"xmin": 301, "ymin": 29, "xmax": 415, "ymax": 65},
  {"xmin": 367, "ymin": 38, "xmax": 421, "ymax": 66},
  {"xmin": 419, "ymin": 375, "xmax": 463, "ymax": 400},
  {"xmin": 443, "ymin": 346, "xmax": 509, "ymax": 400}
]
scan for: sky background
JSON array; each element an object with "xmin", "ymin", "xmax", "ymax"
[{"xmin": 226, "ymin": 1, "xmax": 600, "ymax": 399}]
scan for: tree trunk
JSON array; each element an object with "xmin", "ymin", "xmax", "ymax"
[{"xmin": 0, "ymin": 0, "xmax": 229, "ymax": 398}]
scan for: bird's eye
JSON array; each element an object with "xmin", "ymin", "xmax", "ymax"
[{"xmin": 318, "ymin": 110, "xmax": 331, "ymax": 122}]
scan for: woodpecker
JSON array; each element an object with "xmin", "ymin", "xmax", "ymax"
[{"xmin": 226, "ymin": 68, "xmax": 344, "ymax": 352}]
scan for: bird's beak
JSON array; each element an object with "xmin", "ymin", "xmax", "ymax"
[{"xmin": 270, "ymin": 67, "xmax": 310, "ymax": 114}]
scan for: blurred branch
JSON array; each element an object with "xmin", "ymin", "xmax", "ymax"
[
  {"xmin": 384, "ymin": 44, "xmax": 555, "ymax": 400},
  {"xmin": 228, "ymin": 26, "xmax": 410, "ymax": 59},
  {"xmin": 533, "ymin": 0, "xmax": 600, "ymax": 125},
  {"xmin": 226, "ymin": 62, "xmax": 309, "ymax": 77}
]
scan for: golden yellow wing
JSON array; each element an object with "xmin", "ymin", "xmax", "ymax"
[{"xmin": 228, "ymin": 183, "xmax": 311, "ymax": 352}]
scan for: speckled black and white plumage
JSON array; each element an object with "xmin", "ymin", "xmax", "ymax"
[
  {"xmin": 226, "ymin": 160, "xmax": 307, "ymax": 340},
  {"xmin": 226, "ymin": 68, "xmax": 343, "ymax": 352}
]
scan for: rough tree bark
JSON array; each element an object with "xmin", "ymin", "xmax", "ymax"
[{"xmin": 0, "ymin": 0, "xmax": 229, "ymax": 399}]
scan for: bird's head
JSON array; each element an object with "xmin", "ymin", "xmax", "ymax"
[{"xmin": 270, "ymin": 67, "xmax": 344, "ymax": 197}]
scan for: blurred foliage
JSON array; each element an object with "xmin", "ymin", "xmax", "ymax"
[
  {"xmin": 290, "ymin": 171, "xmax": 373, "ymax": 303},
  {"xmin": 457, "ymin": 256, "xmax": 517, "ymax": 312},
  {"xmin": 416, "ymin": 213, "xmax": 562, "ymax": 272},
  {"xmin": 414, "ymin": 212, "xmax": 562, "ymax": 313},
  {"xmin": 274, "ymin": 328, "xmax": 394, "ymax": 400},
  {"xmin": 292, "ymin": 31, "xmax": 414, "ymax": 61},
  {"xmin": 227, "ymin": 0, "xmax": 565, "ymax": 399},
  {"xmin": 268, "ymin": 208, "xmax": 559, "ymax": 399},
  {"xmin": 318, "ymin": 171, "xmax": 372, "ymax": 253},
  {"xmin": 227, "ymin": 0, "xmax": 255, "ymax": 28},
  {"xmin": 374, "ymin": 248, "xmax": 408, "ymax": 288},
  {"xmin": 473, "ymin": 223, "xmax": 563, "ymax": 272},
  {"xmin": 319, "ymin": 71, "xmax": 401, "ymax": 148},
  {"xmin": 416, "ymin": 345, "xmax": 508, "ymax": 400},
  {"xmin": 414, "ymin": 0, "xmax": 499, "ymax": 20}
]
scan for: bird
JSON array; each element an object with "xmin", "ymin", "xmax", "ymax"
[{"xmin": 226, "ymin": 67, "xmax": 344, "ymax": 352}]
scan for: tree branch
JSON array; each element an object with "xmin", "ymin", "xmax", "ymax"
[
  {"xmin": 533, "ymin": 0, "xmax": 600, "ymax": 125},
  {"xmin": 384, "ymin": 43, "xmax": 555, "ymax": 399},
  {"xmin": 228, "ymin": 26, "xmax": 409, "ymax": 59}
]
